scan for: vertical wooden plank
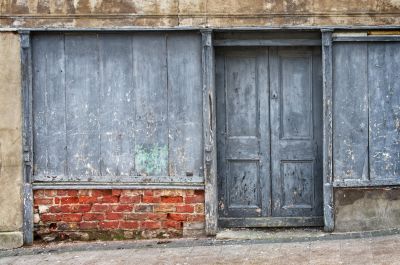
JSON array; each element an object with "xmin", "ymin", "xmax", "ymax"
[
  {"xmin": 20, "ymin": 31, "xmax": 34, "ymax": 245},
  {"xmin": 32, "ymin": 34, "xmax": 66, "ymax": 177},
  {"xmin": 201, "ymin": 30, "xmax": 218, "ymax": 235},
  {"xmin": 369, "ymin": 43, "xmax": 400, "ymax": 180},
  {"xmin": 257, "ymin": 50, "xmax": 271, "ymax": 217},
  {"xmin": 333, "ymin": 42, "xmax": 369, "ymax": 180},
  {"xmin": 322, "ymin": 30, "xmax": 334, "ymax": 232},
  {"xmin": 133, "ymin": 33, "xmax": 168, "ymax": 176},
  {"xmin": 98, "ymin": 34, "xmax": 135, "ymax": 177},
  {"xmin": 167, "ymin": 32, "xmax": 203, "ymax": 177},
  {"xmin": 65, "ymin": 34, "xmax": 100, "ymax": 178},
  {"xmin": 31, "ymin": 34, "xmax": 47, "ymax": 176},
  {"xmin": 216, "ymin": 51, "xmax": 227, "ymax": 217}
]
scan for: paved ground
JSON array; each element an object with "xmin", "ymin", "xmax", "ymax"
[{"xmin": 1, "ymin": 231, "xmax": 400, "ymax": 264}]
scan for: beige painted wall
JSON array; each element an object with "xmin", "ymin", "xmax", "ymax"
[
  {"xmin": 0, "ymin": 0, "xmax": 400, "ymax": 28},
  {"xmin": 0, "ymin": 32, "xmax": 22, "ymax": 234}
]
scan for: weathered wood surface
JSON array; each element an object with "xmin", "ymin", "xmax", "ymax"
[
  {"xmin": 216, "ymin": 47, "xmax": 323, "ymax": 226},
  {"xmin": 333, "ymin": 43, "xmax": 369, "ymax": 180},
  {"xmin": 321, "ymin": 30, "xmax": 334, "ymax": 232},
  {"xmin": 219, "ymin": 216, "xmax": 324, "ymax": 227},
  {"xmin": 368, "ymin": 43, "xmax": 400, "ymax": 180},
  {"xmin": 21, "ymin": 31, "xmax": 34, "ymax": 245},
  {"xmin": 270, "ymin": 47, "xmax": 323, "ymax": 218},
  {"xmin": 31, "ymin": 32, "xmax": 203, "ymax": 182},
  {"xmin": 201, "ymin": 30, "xmax": 218, "ymax": 235},
  {"xmin": 332, "ymin": 41, "xmax": 400, "ymax": 183}
]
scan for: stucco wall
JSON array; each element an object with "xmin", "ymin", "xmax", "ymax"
[
  {"xmin": 0, "ymin": 0, "xmax": 400, "ymax": 28},
  {"xmin": 335, "ymin": 188, "xmax": 400, "ymax": 232},
  {"xmin": 0, "ymin": 32, "xmax": 23, "ymax": 249}
]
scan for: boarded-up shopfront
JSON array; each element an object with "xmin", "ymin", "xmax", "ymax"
[{"xmin": 0, "ymin": 0, "xmax": 399, "ymax": 249}]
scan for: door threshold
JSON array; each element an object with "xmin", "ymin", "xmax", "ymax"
[
  {"xmin": 216, "ymin": 227, "xmax": 325, "ymax": 241},
  {"xmin": 219, "ymin": 216, "xmax": 324, "ymax": 228}
]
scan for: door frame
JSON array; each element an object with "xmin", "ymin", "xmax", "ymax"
[{"xmin": 201, "ymin": 29, "xmax": 334, "ymax": 234}]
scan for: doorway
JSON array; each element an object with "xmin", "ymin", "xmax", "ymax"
[{"xmin": 216, "ymin": 46, "xmax": 323, "ymax": 227}]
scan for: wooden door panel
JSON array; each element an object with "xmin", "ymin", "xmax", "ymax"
[
  {"xmin": 217, "ymin": 49, "xmax": 270, "ymax": 218},
  {"xmin": 270, "ymin": 47, "xmax": 323, "ymax": 218},
  {"xmin": 217, "ymin": 46, "xmax": 322, "ymax": 225}
]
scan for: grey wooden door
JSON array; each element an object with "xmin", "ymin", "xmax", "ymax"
[{"xmin": 217, "ymin": 47, "xmax": 323, "ymax": 227}]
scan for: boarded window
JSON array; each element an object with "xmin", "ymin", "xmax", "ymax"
[
  {"xmin": 333, "ymin": 42, "xmax": 400, "ymax": 182},
  {"xmin": 31, "ymin": 32, "xmax": 203, "ymax": 182}
]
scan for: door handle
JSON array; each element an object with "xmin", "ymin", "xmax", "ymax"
[{"xmin": 271, "ymin": 92, "xmax": 278, "ymax": 99}]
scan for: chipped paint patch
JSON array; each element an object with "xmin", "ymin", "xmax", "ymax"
[{"xmin": 135, "ymin": 144, "xmax": 168, "ymax": 176}]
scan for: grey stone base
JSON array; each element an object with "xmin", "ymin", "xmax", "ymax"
[{"xmin": 0, "ymin": 232, "xmax": 23, "ymax": 250}]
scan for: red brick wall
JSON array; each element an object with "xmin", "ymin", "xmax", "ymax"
[{"xmin": 33, "ymin": 189, "xmax": 205, "ymax": 241}]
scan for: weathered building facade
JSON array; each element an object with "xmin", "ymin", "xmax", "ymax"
[{"xmin": 0, "ymin": 0, "xmax": 399, "ymax": 249}]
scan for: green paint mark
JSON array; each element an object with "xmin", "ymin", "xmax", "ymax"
[{"xmin": 135, "ymin": 144, "xmax": 168, "ymax": 175}]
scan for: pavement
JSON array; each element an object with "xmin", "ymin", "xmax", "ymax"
[{"xmin": 1, "ymin": 229, "xmax": 400, "ymax": 265}]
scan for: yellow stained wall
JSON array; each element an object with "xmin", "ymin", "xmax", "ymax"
[
  {"xmin": 0, "ymin": 0, "xmax": 399, "ymax": 28},
  {"xmin": 0, "ymin": 32, "xmax": 23, "ymax": 249}
]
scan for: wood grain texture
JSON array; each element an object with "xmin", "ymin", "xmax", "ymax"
[
  {"xmin": 333, "ymin": 43, "xmax": 369, "ymax": 181},
  {"xmin": 31, "ymin": 32, "xmax": 204, "ymax": 182}
]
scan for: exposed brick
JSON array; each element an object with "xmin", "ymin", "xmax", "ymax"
[
  {"xmin": 44, "ymin": 190, "xmax": 57, "ymax": 197},
  {"xmin": 120, "ymin": 221, "xmax": 139, "ymax": 229},
  {"xmin": 92, "ymin": 190, "xmax": 112, "ymax": 197},
  {"xmin": 194, "ymin": 204, "xmax": 205, "ymax": 214},
  {"xmin": 98, "ymin": 196, "xmax": 119, "ymax": 203},
  {"xmin": 67, "ymin": 190, "xmax": 79, "ymax": 196},
  {"xmin": 111, "ymin": 205, "xmax": 133, "ymax": 212},
  {"xmin": 112, "ymin": 189, "xmax": 122, "ymax": 196},
  {"xmin": 34, "ymin": 198, "xmax": 53, "ymax": 205},
  {"xmin": 79, "ymin": 196, "xmax": 97, "ymax": 204},
  {"xmin": 61, "ymin": 197, "xmax": 80, "ymax": 204},
  {"xmin": 82, "ymin": 213, "xmax": 105, "ymax": 221},
  {"xmin": 125, "ymin": 213, "xmax": 167, "ymax": 221},
  {"xmin": 154, "ymin": 204, "xmax": 175, "ymax": 212},
  {"xmin": 142, "ymin": 196, "xmax": 161, "ymax": 203},
  {"xmin": 41, "ymin": 213, "xmax": 62, "ymax": 222},
  {"xmin": 185, "ymin": 195, "xmax": 204, "ymax": 204},
  {"xmin": 187, "ymin": 214, "xmax": 205, "ymax": 222},
  {"xmin": 48, "ymin": 205, "xmax": 62, "ymax": 213},
  {"xmin": 135, "ymin": 205, "xmax": 153, "ymax": 212},
  {"xmin": 78, "ymin": 190, "xmax": 91, "ymax": 196},
  {"xmin": 106, "ymin": 212, "xmax": 124, "ymax": 220},
  {"xmin": 60, "ymin": 204, "xmax": 91, "ymax": 213},
  {"xmin": 79, "ymin": 221, "xmax": 98, "ymax": 230},
  {"xmin": 57, "ymin": 190, "xmax": 68, "ymax": 196},
  {"xmin": 120, "ymin": 195, "xmax": 141, "ymax": 204},
  {"xmin": 91, "ymin": 204, "xmax": 110, "ymax": 212},
  {"xmin": 162, "ymin": 220, "xmax": 182, "ymax": 229},
  {"xmin": 34, "ymin": 190, "xmax": 45, "ymax": 198},
  {"xmin": 141, "ymin": 221, "xmax": 161, "ymax": 229},
  {"xmin": 144, "ymin": 190, "xmax": 153, "ymax": 196},
  {"xmin": 34, "ymin": 189, "xmax": 206, "ymax": 241},
  {"xmin": 62, "ymin": 213, "xmax": 82, "ymax": 222},
  {"xmin": 121, "ymin": 190, "xmax": 142, "ymax": 196},
  {"xmin": 161, "ymin": 196, "xmax": 183, "ymax": 203},
  {"xmin": 99, "ymin": 221, "xmax": 119, "ymax": 230},
  {"xmin": 167, "ymin": 213, "xmax": 188, "ymax": 222}
]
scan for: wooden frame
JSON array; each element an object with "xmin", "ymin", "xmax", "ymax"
[
  {"xmin": 20, "ymin": 31, "xmax": 34, "ymax": 245},
  {"xmin": 321, "ymin": 30, "xmax": 334, "ymax": 232},
  {"xmin": 201, "ymin": 29, "xmax": 218, "ymax": 235}
]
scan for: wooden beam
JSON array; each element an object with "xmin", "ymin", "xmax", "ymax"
[
  {"xmin": 32, "ymin": 182, "xmax": 205, "ymax": 190},
  {"xmin": 33, "ymin": 175, "xmax": 204, "ymax": 183},
  {"xmin": 20, "ymin": 31, "xmax": 34, "ymax": 245},
  {"xmin": 201, "ymin": 29, "xmax": 218, "ymax": 236},
  {"xmin": 333, "ymin": 179, "xmax": 400, "ymax": 188},
  {"xmin": 333, "ymin": 36, "xmax": 400, "ymax": 42},
  {"xmin": 321, "ymin": 29, "xmax": 334, "ymax": 232},
  {"xmin": 213, "ymin": 39, "xmax": 321, "ymax": 46}
]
